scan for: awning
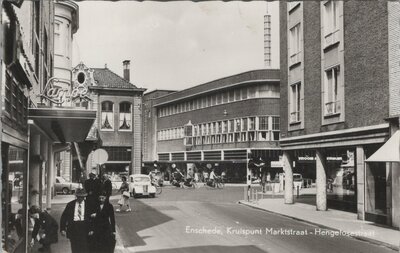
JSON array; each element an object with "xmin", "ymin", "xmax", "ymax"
[
  {"xmin": 29, "ymin": 108, "xmax": 96, "ymax": 143},
  {"xmin": 366, "ymin": 130, "xmax": 400, "ymax": 162}
]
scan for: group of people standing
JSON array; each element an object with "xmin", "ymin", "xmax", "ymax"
[
  {"xmin": 60, "ymin": 172, "xmax": 116, "ymax": 253},
  {"xmin": 28, "ymin": 172, "xmax": 118, "ymax": 253}
]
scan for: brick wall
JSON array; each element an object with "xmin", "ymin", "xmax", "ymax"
[
  {"xmin": 302, "ymin": 1, "xmax": 322, "ymax": 135},
  {"xmin": 280, "ymin": 2, "xmax": 289, "ymax": 139},
  {"xmin": 132, "ymin": 95, "xmax": 142, "ymax": 174},
  {"xmin": 388, "ymin": 1, "xmax": 400, "ymax": 117},
  {"xmin": 280, "ymin": 1, "xmax": 391, "ymax": 140},
  {"xmin": 343, "ymin": 1, "xmax": 389, "ymax": 129}
]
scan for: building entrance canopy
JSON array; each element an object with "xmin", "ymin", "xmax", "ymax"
[
  {"xmin": 366, "ymin": 130, "xmax": 400, "ymax": 163},
  {"xmin": 29, "ymin": 107, "xmax": 96, "ymax": 143}
]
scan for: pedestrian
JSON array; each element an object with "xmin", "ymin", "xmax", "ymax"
[
  {"xmin": 60, "ymin": 188, "xmax": 95, "ymax": 253},
  {"xmin": 89, "ymin": 191, "xmax": 116, "ymax": 253},
  {"xmin": 101, "ymin": 174, "xmax": 113, "ymax": 202},
  {"xmin": 116, "ymin": 176, "xmax": 131, "ymax": 212},
  {"xmin": 29, "ymin": 206, "xmax": 58, "ymax": 252},
  {"xmin": 85, "ymin": 171, "xmax": 102, "ymax": 210},
  {"xmin": 202, "ymin": 169, "xmax": 209, "ymax": 183}
]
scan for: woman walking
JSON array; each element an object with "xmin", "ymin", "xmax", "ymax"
[{"xmin": 116, "ymin": 176, "xmax": 131, "ymax": 212}]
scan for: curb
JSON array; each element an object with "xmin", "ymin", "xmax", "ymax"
[
  {"xmin": 114, "ymin": 225, "xmax": 131, "ymax": 253},
  {"xmin": 238, "ymin": 201, "xmax": 399, "ymax": 252}
]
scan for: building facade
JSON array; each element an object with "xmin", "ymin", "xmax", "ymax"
[
  {"xmin": 0, "ymin": 1, "xmax": 98, "ymax": 252},
  {"xmin": 280, "ymin": 1, "xmax": 400, "ymax": 227},
  {"xmin": 0, "ymin": 1, "xmax": 55, "ymax": 251},
  {"xmin": 147, "ymin": 69, "xmax": 281, "ymax": 183},
  {"xmin": 74, "ymin": 61, "xmax": 146, "ymax": 176},
  {"xmin": 142, "ymin": 89, "xmax": 177, "ymax": 165},
  {"xmin": 53, "ymin": 0, "xmax": 79, "ymax": 182}
]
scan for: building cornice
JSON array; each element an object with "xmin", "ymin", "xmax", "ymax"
[
  {"xmin": 280, "ymin": 123, "xmax": 390, "ymax": 149},
  {"xmin": 154, "ymin": 78, "xmax": 280, "ymax": 107}
]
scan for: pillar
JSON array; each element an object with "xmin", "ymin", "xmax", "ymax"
[
  {"xmin": 356, "ymin": 146, "xmax": 365, "ymax": 220},
  {"xmin": 391, "ymin": 162, "xmax": 400, "ymax": 227},
  {"xmin": 283, "ymin": 151, "xmax": 294, "ymax": 204},
  {"xmin": 40, "ymin": 138, "xmax": 48, "ymax": 209},
  {"xmin": 46, "ymin": 143, "xmax": 54, "ymax": 210},
  {"xmin": 29, "ymin": 134, "xmax": 41, "ymax": 207},
  {"xmin": 316, "ymin": 150, "xmax": 327, "ymax": 211}
]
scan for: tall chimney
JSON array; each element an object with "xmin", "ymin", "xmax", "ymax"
[{"xmin": 123, "ymin": 60, "xmax": 130, "ymax": 82}]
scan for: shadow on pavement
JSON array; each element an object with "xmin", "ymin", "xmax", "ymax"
[
  {"xmin": 135, "ymin": 245, "xmax": 267, "ymax": 253},
  {"xmin": 112, "ymin": 198, "xmax": 173, "ymax": 248}
]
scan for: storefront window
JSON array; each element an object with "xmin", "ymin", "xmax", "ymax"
[
  {"xmin": 365, "ymin": 162, "xmax": 387, "ymax": 216},
  {"xmin": 2, "ymin": 144, "xmax": 27, "ymax": 253},
  {"xmin": 326, "ymin": 149, "xmax": 357, "ymax": 212}
]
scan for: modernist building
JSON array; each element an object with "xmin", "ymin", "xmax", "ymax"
[
  {"xmin": 146, "ymin": 69, "xmax": 281, "ymax": 183},
  {"xmin": 74, "ymin": 61, "xmax": 146, "ymax": 176},
  {"xmin": 279, "ymin": 1, "xmax": 400, "ymax": 227},
  {"xmin": 142, "ymin": 89, "xmax": 177, "ymax": 165}
]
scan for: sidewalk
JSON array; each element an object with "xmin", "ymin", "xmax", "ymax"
[
  {"xmin": 239, "ymin": 197, "xmax": 400, "ymax": 251},
  {"xmin": 31, "ymin": 194, "xmax": 128, "ymax": 253}
]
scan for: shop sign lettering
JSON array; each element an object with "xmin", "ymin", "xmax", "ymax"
[{"xmin": 40, "ymin": 77, "xmax": 91, "ymax": 105}]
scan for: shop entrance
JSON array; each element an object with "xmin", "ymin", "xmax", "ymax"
[{"xmin": 1, "ymin": 143, "xmax": 28, "ymax": 253}]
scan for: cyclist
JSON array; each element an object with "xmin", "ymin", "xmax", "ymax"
[{"xmin": 208, "ymin": 168, "xmax": 217, "ymax": 187}]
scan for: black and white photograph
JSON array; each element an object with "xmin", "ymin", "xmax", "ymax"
[{"xmin": 1, "ymin": 0, "xmax": 400, "ymax": 252}]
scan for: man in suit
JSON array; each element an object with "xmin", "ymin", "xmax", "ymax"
[
  {"xmin": 84, "ymin": 172, "xmax": 102, "ymax": 209},
  {"xmin": 29, "ymin": 206, "xmax": 58, "ymax": 252},
  {"xmin": 89, "ymin": 191, "xmax": 116, "ymax": 253},
  {"xmin": 60, "ymin": 188, "xmax": 94, "ymax": 253},
  {"xmin": 100, "ymin": 174, "xmax": 112, "ymax": 203}
]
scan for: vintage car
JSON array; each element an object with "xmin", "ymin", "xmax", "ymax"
[
  {"xmin": 129, "ymin": 174, "xmax": 157, "ymax": 198},
  {"xmin": 293, "ymin": 173, "xmax": 304, "ymax": 189},
  {"xmin": 55, "ymin": 176, "xmax": 80, "ymax": 194}
]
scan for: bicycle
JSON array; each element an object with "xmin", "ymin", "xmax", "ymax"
[
  {"xmin": 182, "ymin": 178, "xmax": 198, "ymax": 189},
  {"xmin": 151, "ymin": 179, "xmax": 162, "ymax": 194},
  {"xmin": 215, "ymin": 176, "xmax": 224, "ymax": 189},
  {"xmin": 205, "ymin": 177, "xmax": 224, "ymax": 189}
]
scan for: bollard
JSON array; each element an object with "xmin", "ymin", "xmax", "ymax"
[
  {"xmin": 297, "ymin": 185, "xmax": 300, "ymax": 198},
  {"xmin": 247, "ymin": 185, "xmax": 251, "ymax": 202}
]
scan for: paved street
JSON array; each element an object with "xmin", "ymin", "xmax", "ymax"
[{"xmin": 114, "ymin": 186, "xmax": 395, "ymax": 253}]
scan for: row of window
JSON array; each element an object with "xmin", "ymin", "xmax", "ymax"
[
  {"xmin": 158, "ymin": 83, "xmax": 279, "ymax": 118},
  {"xmin": 290, "ymin": 66, "xmax": 341, "ymax": 124},
  {"xmin": 101, "ymin": 101, "xmax": 132, "ymax": 131},
  {"xmin": 288, "ymin": 1, "xmax": 342, "ymax": 124},
  {"xmin": 184, "ymin": 131, "xmax": 280, "ymax": 146},
  {"xmin": 158, "ymin": 116, "xmax": 280, "ymax": 143},
  {"xmin": 3, "ymin": 73, "xmax": 28, "ymax": 129},
  {"xmin": 288, "ymin": 1, "xmax": 340, "ymax": 59}
]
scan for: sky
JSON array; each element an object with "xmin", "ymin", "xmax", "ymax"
[{"xmin": 72, "ymin": 1, "xmax": 280, "ymax": 92}]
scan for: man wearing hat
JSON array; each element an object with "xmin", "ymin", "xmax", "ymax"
[
  {"xmin": 29, "ymin": 205, "xmax": 58, "ymax": 252},
  {"xmin": 60, "ymin": 188, "xmax": 95, "ymax": 253}
]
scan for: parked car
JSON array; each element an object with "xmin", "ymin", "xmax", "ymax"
[
  {"xmin": 110, "ymin": 174, "xmax": 123, "ymax": 190},
  {"xmin": 279, "ymin": 173, "xmax": 304, "ymax": 189},
  {"xmin": 55, "ymin": 176, "xmax": 80, "ymax": 195},
  {"xmin": 293, "ymin": 173, "xmax": 303, "ymax": 189},
  {"xmin": 128, "ymin": 174, "xmax": 157, "ymax": 198}
]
